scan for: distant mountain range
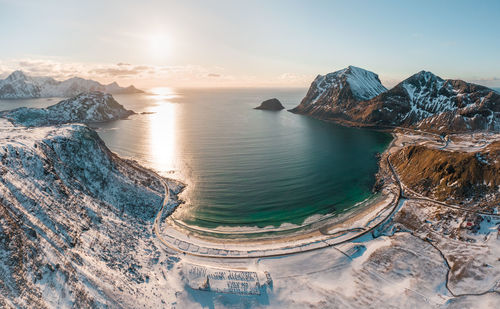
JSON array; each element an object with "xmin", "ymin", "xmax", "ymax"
[
  {"xmin": 291, "ymin": 66, "xmax": 500, "ymax": 133},
  {"xmin": 0, "ymin": 70, "xmax": 143, "ymax": 99}
]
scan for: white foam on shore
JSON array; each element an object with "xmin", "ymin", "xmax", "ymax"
[{"xmin": 170, "ymin": 195, "xmax": 379, "ymax": 236}]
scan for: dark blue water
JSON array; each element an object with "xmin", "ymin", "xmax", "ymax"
[{"xmin": 0, "ymin": 88, "xmax": 391, "ymax": 229}]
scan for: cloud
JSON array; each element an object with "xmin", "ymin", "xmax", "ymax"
[
  {"xmin": 0, "ymin": 58, "xmax": 314, "ymax": 88},
  {"xmin": 89, "ymin": 67, "xmax": 149, "ymax": 77},
  {"xmin": 278, "ymin": 73, "xmax": 314, "ymax": 84},
  {"xmin": 467, "ymin": 77, "xmax": 500, "ymax": 88},
  {"xmin": 0, "ymin": 58, "xmax": 190, "ymax": 80}
]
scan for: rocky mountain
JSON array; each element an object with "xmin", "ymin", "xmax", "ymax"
[
  {"xmin": 291, "ymin": 67, "xmax": 500, "ymax": 133},
  {"xmin": 0, "ymin": 119, "xmax": 183, "ymax": 307},
  {"xmin": 356, "ymin": 71, "xmax": 500, "ymax": 132},
  {"xmin": 0, "ymin": 71, "xmax": 143, "ymax": 99},
  {"xmin": 289, "ymin": 65, "xmax": 387, "ymax": 118},
  {"xmin": 1, "ymin": 92, "xmax": 134, "ymax": 127}
]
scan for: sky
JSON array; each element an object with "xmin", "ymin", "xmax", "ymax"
[{"xmin": 0, "ymin": 0, "xmax": 499, "ymax": 89}]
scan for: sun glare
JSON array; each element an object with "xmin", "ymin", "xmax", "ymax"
[
  {"xmin": 147, "ymin": 33, "xmax": 171, "ymax": 59},
  {"xmin": 148, "ymin": 88, "xmax": 177, "ymax": 173}
]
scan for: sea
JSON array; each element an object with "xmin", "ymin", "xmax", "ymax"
[{"xmin": 0, "ymin": 88, "xmax": 392, "ymax": 231}]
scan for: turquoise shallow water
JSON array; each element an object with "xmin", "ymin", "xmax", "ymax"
[{"xmin": 0, "ymin": 88, "xmax": 391, "ymax": 229}]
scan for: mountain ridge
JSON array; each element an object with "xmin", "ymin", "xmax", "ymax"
[
  {"xmin": 291, "ymin": 67, "xmax": 500, "ymax": 133},
  {"xmin": 0, "ymin": 70, "xmax": 143, "ymax": 99}
]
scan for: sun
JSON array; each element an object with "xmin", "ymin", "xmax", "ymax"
[{"xmin": 147, "ymin": 33, "xmax": 171, "ymax": 59}]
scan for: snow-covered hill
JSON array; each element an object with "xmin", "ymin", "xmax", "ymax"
[
  {"xmin": 289, "ymin": 66, "xmax": 387, "ymax": 118},
  {"xmin": 0, "ymin": 71, "xmax": 143, "ymax": 99},
  {"xmin": 1, "ymin": 92, "xmax": 135, "ymax": 126},
  {"xmin": 291, "ymin": 67, "xmax": 500, "ymax": 133},
  {"xmin": 0, "ymin": 119, "xmax": 184, "ymax": 307}
]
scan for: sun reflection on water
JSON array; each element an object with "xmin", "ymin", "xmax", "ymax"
[{"xmin": 148, "ymin": 87, "xmax": 178, "ymax": 174}]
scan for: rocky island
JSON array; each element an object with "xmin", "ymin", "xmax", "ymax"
[
  {"xmin": 1, "ymin": 91, "xmax": 135, "ymax": 126},
  {"xmin": 254, "ymin": 98, "xmax": 285, "ymax": 110}
]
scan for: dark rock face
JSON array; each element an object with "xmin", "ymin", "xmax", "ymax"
[
  {"xmin": 255, "ymin": 98, "xmax": 285, "ymax": 111},
  {"xmin": 291, "ymin": 67, "xmax": 500, "ymax": 133},
  {"xmin": 2, "ymin": 91, "xmax": 135, "ymax": 127}
]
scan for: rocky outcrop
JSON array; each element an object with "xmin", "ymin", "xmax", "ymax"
[
  {"xmin": 289, "ymin": 65, "xmax": 387, "ymax": 119},
  {"xmin": 2, "ymin": 91, "xmax": 135, "ymax": 126},
  {"xmin": 0, "ymin": 70, "xmax": 143, "ymax": 99},
  {"xmin": 254, "ymin": 98, "xmax": 285, "ymax": 111},
  {"xmin": 291, "ymin": 67, "xmax": 500, "ymax": 133}
]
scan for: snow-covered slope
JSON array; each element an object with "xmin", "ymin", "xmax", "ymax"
[
  {"xmin": 1, "ymin": 92, "xmax": 135, "ymax": 127},
  {"xmin": 289, "ymin": 66, "xmax": 387, "ymax": 118},
  {"xmin": 345, "ymin": 66, "xmax": 389, "ymax": 101},
  {"xmin": 0, "ymin": 71, "xmax": 143, "ymax": 99},
  {"xmin": 0, "ymin": 119, "xmax": 184, "ymax": 307}
]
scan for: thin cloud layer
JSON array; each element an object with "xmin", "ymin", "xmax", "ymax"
[
  {"xmin": 0, "ymin": 59, "xmax": 311, "ymax": 88},
  {"xmin": 2, "ymin": 59, "xmax": 496, "ymax": 89}
]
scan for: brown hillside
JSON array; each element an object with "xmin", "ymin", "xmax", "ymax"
[{"xmin": 390, "ymin": 142, "xmax": 500, "ymax": 208}]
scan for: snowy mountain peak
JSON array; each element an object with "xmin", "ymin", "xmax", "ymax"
[
  {"xmin": 0, "ymin": 71, "xmax": 143, "ymax": 99},
  {"xmin": 311, "ymin": 66, "xmax": 386, "ymax": 101},
  {"xmin": 290, "ymin": 66, "xmax": 387, "ymax": 117},
  {"xmin": 359, "ymin": 70, "xmax": 500, "ymax": 132},
  {"xmin": 406, "ymin": 70, "xmax": 443, "ymax": 84},
  {"xmin": 5, "ymin": 70, "xmax": 29, "ymax": 81}
]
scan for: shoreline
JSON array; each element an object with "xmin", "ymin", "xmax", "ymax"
[{"xmin": 152, "ymin": 131, "xmax": 403, "ymax": 257}]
